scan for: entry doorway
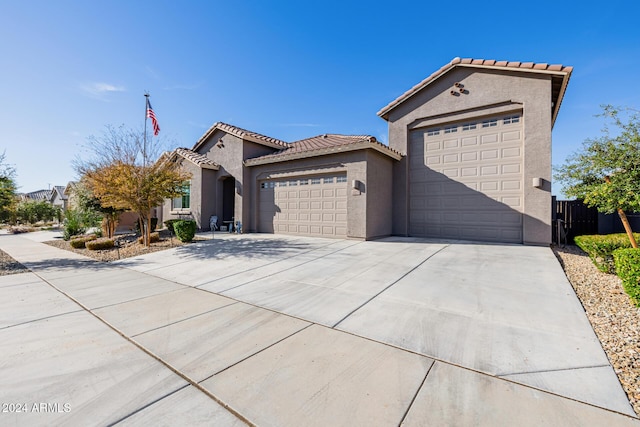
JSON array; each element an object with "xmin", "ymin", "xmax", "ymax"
[{"xmin": 222, "ymin": 177, "xmax": 236, "ymax": 225}]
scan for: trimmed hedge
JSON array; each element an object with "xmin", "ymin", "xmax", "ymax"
[
  {"xmin": 613, "ymin": 248, "xmax": 640, "ymax": 306},
  {"xmin": 137, "ymin": 232, "xmax": 160, "ymax": 244},
  {"xmin": 173, "ymin": 220, "xmax": 196, "ymax": 242},
  {"xmin": 70, "ymin": 234, "xmax": 97, "ymax": 249},
  {"xmin": 574, "ymin": 233, "xmax": 640, "ymax": 274},
  {"xmin": 85, "ymin": 238, "xmax": 115, "ymax": 251}
]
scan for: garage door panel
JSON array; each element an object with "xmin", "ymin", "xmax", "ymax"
[
  {"xmin": 259, "ymin": 174, "xmax": 347, "ymax": 238},
  {"xmin": 409, "ymin": 113, "xmax": 523, "ymax": 243}
]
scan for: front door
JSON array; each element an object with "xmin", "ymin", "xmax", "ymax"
[{"xmin": 222, "ymin": 177, "xmax": 236, "ymax": 224}]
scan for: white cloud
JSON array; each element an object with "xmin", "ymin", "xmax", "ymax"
[{"xmin": 80, "ymin": 82, "xmax": 126, "ymax": 97}]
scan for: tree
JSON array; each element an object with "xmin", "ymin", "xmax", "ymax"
[
  {"xmin": 75, "ymin": 125, "xmax": 190, "ymax": 246},
  {"xmin": 15, "ymin": 200, "xmax": 60, "ymax": 224},
  {"xmin": 0, "ymin": 151, "xmax": 17, "ymax": 223},
  {"xmin": 555, "ymin": 105, "xmax": 640, "ymax": 248},
  {"xmin": 73, "ymin": 180, "xmax": 121, "ymax": 238}
]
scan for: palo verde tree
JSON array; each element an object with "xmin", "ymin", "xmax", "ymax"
[
  {"xmin": 75, "ymin": 125, "xmax": 191, "ymax": 246},
  {"xmin": 0, "ymin": 151, "xmax": 17, "ymax": 223},
  {"xmin": 555, "ymin": 105, "xmax": 640, "ymax": 248}
]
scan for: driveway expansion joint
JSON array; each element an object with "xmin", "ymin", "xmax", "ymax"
[{"xmin": 331, "ymin": 243, "xmax": 451, "ymax": 328}]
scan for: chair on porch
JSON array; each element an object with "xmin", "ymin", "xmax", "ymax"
[{"xmin": 209, "ymin": 215, "xmax": 219, "ymax": 231}]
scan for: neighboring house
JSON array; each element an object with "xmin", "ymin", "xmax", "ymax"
[
  {"xmin": 64, "ymin": 180, "xmax": 140, "ymax": 233},
  {"xmin": 49, "ymin": 185, "xmax": 68, "ymax": 211},
  {"xmin": 163, "ymin": 57, "xmax": 572, "ymax": 245},
  {"xmin": 63, "ymin": 181, "xmax": 79, "ymax": 210},
  {"xmin": 19, "ymin": 189, "xmax": 52, "ymax": 202}
]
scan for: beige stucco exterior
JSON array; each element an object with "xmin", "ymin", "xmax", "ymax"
[
  {"xmin": 161, "ymin": 58, "xmax": 571, "ymax": 245},
  {"xmin": 380, "ymin": 61, "xmax": 571, "ymax": 245}
]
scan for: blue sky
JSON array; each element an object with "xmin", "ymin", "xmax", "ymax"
[{"xmin": 1, "ymin": 1, "xmax": 638, "ymax": 196}]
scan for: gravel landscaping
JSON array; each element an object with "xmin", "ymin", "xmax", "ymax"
[
  {"xmin": 0, "ymin": 249, "xmax": 28, "ymax": 275},
  {"xmin": 43, "ymin": 230, "xmax": 207, "ymax": 262},
  {"xmin": 553, "ymin": 245, "xmax": 640, "ymax": 416}
]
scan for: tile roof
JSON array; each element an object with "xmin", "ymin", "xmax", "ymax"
[
  {"xmin": 174, "ymin": 148, "xmax": 219, "ymax": 169},
  {"xmin": 52, "ymin": 185, "xmax": 68, "ymax": 200},
  {"xmin": 377, "ymin": 57, "xmax": 573, "ymax": 126},
  {"xmin": 193, "ymin": 122, "xmax": 288, "ymax": 152},
  {"xmin": 21, "ymin": 189, "xmax": 51, "ymax": 201},
  {"xmin": 245, "ymin": 134, "xmax": 402, "ymax": 166}
]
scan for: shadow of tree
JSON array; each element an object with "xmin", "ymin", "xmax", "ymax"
[{"xmin": 165, "ymin": 236, "xmax": 331, "ymax": 261}]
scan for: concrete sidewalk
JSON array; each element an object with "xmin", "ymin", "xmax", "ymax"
[{"xmin": 0, "ymin": 232, "xmax": 638, "ymax": 426}]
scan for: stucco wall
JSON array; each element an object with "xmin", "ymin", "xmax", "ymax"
[
  {"xmin": 365, "ymin": 150, "xmax": 395, "ymax": 239},
  {"xmin": 248, "ymin": 150, "xmax": 395, "ymax": 239},
  {"xmin": 385, "ymin": 67, "xmax": 554, "ymax": 245},
  {"xmin": 162, "ymin": 159, "xmax": 200, "ymax": 226}
]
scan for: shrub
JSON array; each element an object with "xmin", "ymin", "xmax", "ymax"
[
  {"xmin": 137, "ymin": 231, "xmax": 160, "ymax": 244},
  {"xmin": 613, "ymin": 248, "xmax": 640, "ymax": 306},
  {"xmin": 164, "ymin": 219, "xmax": 180, "ymax": 233},
  {"xmin": 173, "ymin": 220, "xmax": 196, "ymax": 242},
  {"xmin": 574, "ymin": 233, "xmax": 640, "ymax": 274},
  {"xmin": 70, "ymin": 234, "xmax": 97, "ymax": 249},
  {"xmin": 63, "ymin": 209, "xmax": 87, "ymax": 241},
  {"xmin": 85, "ymin": 237, "xmax": 115, "ymax": 251}
]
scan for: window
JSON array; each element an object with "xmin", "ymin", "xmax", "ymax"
[
  {"xmin": 462, "ymin": 123, "xmax": 477, "ymax": 131},
  {"xmin": 310, "ymin": 178, "xmax": 321, "ymax": 185},
  {"xmin": 323, "ymin": 176, "xmax": 334, "ymax": 184},
  {"xmin": 427, "ymin": 129, "xmax": 440, "ymax": 136},
  {"xmin": 503, "ymin": 115, "xmax": 520, "ymax": 124},
  {"xmin": 277, "ymin": 181, "xmax": 287, "ymax": 187},
  {"xmin": 260, "ymin": 182, "xmax": 268, "ymax": 189},
  {"xmin": 172, "ymin": 182, "xmax": 190, "ymax": 210},
  {"xmin": 444, "ymin": 125, "xmax": 458, "ymax": 134},
  {"xmin": 336, "ymin": 175, "xmax": 347, "ymax": 183},
  {"xmin": 299, "ymin": 179, "xmax": 309, "ymax": 185},
  {"xmin": 269, "ymin": 182, "xmax": 275, "ymax": 188},
  {"xmin": 288, "ymin": 180, "xmax": 298, "ymax": 186},
  {"xmin": 482, "ymin": 119, "xmax": 497, "ymax": 128}
]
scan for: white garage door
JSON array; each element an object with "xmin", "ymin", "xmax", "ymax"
[
  {"xmin": 258, "ymin": 174, "xmax": 348, "ymax": 238},
  {"xmin": 409, "ymin": 113, "xmax": 524, "ymax": 243}
]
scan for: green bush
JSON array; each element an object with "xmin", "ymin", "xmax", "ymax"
[
  {"xmin": 164, "ymin": 219, "xmax": 180, "ymax": 233},
  {"xmin": 70, "ymin": 234, "xmax": 97, "ymax": 249},
  {"xmin": 137, "ymin": 231, "xmax": 160, "ymax": 244},
  {"xmin": 63, "ymin": 209, "xmax": 87, "ymax": 241},
  {"xmin": 574, "ymin": 233, "xmax": 640, "ymax": 274},
  {"xmin": 613, "ymin": 248, "xmax": 640, "ymax": 306},
  {"xmin": 173, "ymin": 220, "xmax": 196, "ymax": 242},
  {"xmin": 85, "ymin": 237, "xmax": 115, "ymax": 251}
]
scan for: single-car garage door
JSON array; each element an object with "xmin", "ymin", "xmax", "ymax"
[
  {"xmin": 258, "ymin": 174, "xmax": 348, "ymax": 238},
  {"xmin": 409, "ymin": 113, "xmax": 524, "ymax": 243}
]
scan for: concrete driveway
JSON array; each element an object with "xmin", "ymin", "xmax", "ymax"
[{"xmin": 0, "ymin": 231, "xmax": 638, "ymax": 426}]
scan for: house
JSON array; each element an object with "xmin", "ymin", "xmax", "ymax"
[
  {"xmin": 19, "ymin": 189, "xmax": 52, "ymax": 202},
  {"xmin": 161, "ymin": 124, "xmax": 401, "ymax": 239},
  {"xmin": 162, "ymin": 57, "xmax": 572, "ymax": 245},
  {"xmin": 49, "ymin": 186, "xmax": 68, "ymax": 211}
]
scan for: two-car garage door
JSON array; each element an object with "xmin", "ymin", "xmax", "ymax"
[
  {"xmin": 409, "ymin": 113, "xmax": 524, "ymax": 243},
  {"xmin": 258, "ymin": 174, "xmax": 348, "ymax": 238}
]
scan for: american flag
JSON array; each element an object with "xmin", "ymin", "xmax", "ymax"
[{"xmin": 146, "ymin": 98, "xmax": 160, "ymax": 136}]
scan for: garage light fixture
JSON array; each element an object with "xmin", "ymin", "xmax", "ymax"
[{"xmin": 217, "ymin": 139, "xmax": 224, "ymax": 149}]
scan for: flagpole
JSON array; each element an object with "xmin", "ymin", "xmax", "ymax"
[{"xmin": 143, "ymin": 93, "xmax": 149, "ymax": 169}]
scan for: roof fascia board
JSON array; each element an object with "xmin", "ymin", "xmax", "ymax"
[{"xmin": 378, "ymin": 62, "xmax": 572, "ymax": 120}]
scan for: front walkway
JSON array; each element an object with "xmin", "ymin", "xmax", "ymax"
[{"xmin": 0, "ymin": 232, "xmax": 637, "ymax": 426}]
